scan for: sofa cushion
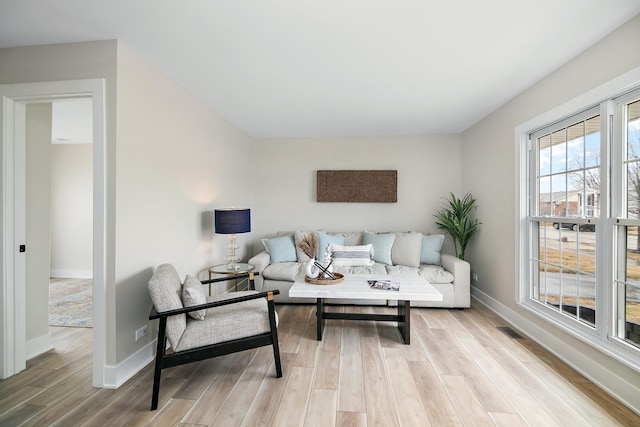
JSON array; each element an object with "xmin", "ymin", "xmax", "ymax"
[
  {"xmin": 147, "ymin": 264, "xmax": 187, "ymax": 350},
  {"xmin": 363, "ymin": 232, "xmax": 396, "ymax": 265},
  {"xmin": 182, "ymin": 274, "xmax": 206, "ymax": 320},
  {"xmin": 317, "ymin": 231, "xmax": 345, "ymax": 262},
  {"xmin": 333, "ymin": 263, "xmax": 388, "ymax": 276},
  {"xmin": 419, "ymin": 264, "xmax": 454, "ymax": 284},
  {"xmin": 421, "ymin": 234, "xmax": 445, "ymax": 265},
  {"xmin": 263, "ymin": 234, "xmax": 297, "ymax": 263},
  {"xmin": 263, "ymin": 262, "xmax": 304, "ymax": 281},
  {"xmin": 391, "ymin": 232, "xmax": 422, "ymax": 268},
  {"xmin": 329, "ymin": 243, "xmax": 373, "ymax": 267},
  {"xmin": 385, "ymin": 264, "xmax": 420, "ymax": 277},
  {"xmin": 342, "ymin": 231, "xmax": 364, "ymax": 246}
]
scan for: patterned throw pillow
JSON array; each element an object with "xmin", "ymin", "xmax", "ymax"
[
  {"xmin": 328, "ymin": 243, "xmax": 374, "ymax": 267},
  {"xmin": 182, "ymin": 274, "xmax": 207, "ymax": 320}
]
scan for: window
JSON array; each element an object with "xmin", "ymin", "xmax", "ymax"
[
  {"xmin": 615, "ymin": 98, "xmax": 640, "ymax": 348},
  {"xmin": 531, "ymin": 111, "xmax": 600, "ymax": 327},
  {"xmin": 522, "ymin": 86, "xmax": 640, "ymax": 369}
]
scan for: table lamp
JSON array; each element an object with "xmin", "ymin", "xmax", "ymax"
[{"xmin": 214, "ymin": 208, "xmax": 251, "ymax": 270}]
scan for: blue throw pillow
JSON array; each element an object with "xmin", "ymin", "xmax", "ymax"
[
  {"xmin": 363, "ymin": 232, "xmax": 396, "ymax": 265},
  {"xmin": 262, "ymin": 234, "xmax": 297, "ymax": 263},
  {"xmin": 316, "ymin": 232, "xmax": 345, "ymax": 262},
  {"xmin": 421, "ymin": 234, "xmax": 444, "ymax": 265}
]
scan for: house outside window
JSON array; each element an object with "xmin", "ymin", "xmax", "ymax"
[{"xmin": 521, "ymin": 87, "xmax": 640, "ymax": 369}]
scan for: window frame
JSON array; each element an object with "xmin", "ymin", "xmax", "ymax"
[{"xmin": 516, "ymin": 67, "xmax": 640, "ymax": 372}]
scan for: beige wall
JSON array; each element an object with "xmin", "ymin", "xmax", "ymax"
[
  {"xmin": 50, "ymin": 143, "xmax": 93, "ymax": 278},
  {"xmin": 252, "ymin": 134, "xmax": 461, "ymax": 253},
  {"xmin": 114, "ymin": 44, "xmax": 254, "ymax": 361},
  {"xmin": 461, "ymin": 14, "xmax": 640, "ymax": 409},
  {"xmin": 25, "ymin": 104, "xmax": 52, "ymax": 343}
]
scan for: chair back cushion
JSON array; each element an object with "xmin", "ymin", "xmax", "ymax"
[{"xmin": 148, "ymin": 264, "xmax": 186, "ymax": 349}]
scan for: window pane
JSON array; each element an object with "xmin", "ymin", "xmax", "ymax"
[
  {"xmin": 551, "ymin": 174, "xmax": 567, "ymax": 216},
  {"xmin": 627, "ymin": 100, "xmax": 640, "ymax": 161},
  {"xmin": 626, "ymin": 227, "xmax": 640, "ymax": 288},
  {"xmin": 539, "ymin": 135, "xmax": 551, "ymax": 176},
  {"xmin": 578, "ymin": 273, "xmax": 596, "ymax": 327},
  {"xmin": 585, "ymin": 116, "xmax": 601, "ymax": 168},
  {"xmin": 625, "ymin": 284, "xmax": 640, "ymax": 347},
  {"xmin": 567, "ymin": 122, "xmax": 584, "ymax": 172},
  {"xmin": 584, "ymin": 168, "xmax": 600, "ymax": 218},
  {"xmin": 551, "ymin": 130, "xmax": 567, "ymax": 174},
  {"xmin": 627, "ymin": 161, "xmax": 640, "ymax": 219},
  {"xmin": 616, "ymin": 225, "xmax": 640, "ymax": 347},
  {"xmin": 539, "ymin": 176, "xmax": 551, "ymax": 216}
]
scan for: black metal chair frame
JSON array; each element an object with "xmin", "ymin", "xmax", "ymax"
[{"xmin": 148, "ymin": 273, "xmax": 282, "ymax": 410}]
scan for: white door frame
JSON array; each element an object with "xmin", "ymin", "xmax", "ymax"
[{"xmin": 1, "ymin": 79, "xmax": 107, "ymax": 387}]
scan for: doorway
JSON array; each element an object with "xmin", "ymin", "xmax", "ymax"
[
  {"xmin": 0, "ymin": 79, "xmax": 107, "ymax": 387},
  {"xmin": 46, "ymin": 99, "xmax": 94, "ymax": 330}
]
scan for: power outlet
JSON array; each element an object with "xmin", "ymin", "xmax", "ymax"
[
  {"xmin": 135, "ymin": 325, "xmax": 148, "ymax": 341},
  {"xmin": 472, "ymin": 273, "xmax": 479, "ymax": 282}
]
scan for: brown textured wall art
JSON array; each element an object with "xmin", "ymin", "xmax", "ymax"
[{"xmin": 316, "ymin": 170, "xmax": 397, "ymax": 203}]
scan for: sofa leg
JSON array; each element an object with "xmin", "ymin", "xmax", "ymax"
[{"xmin": 151, "ymin": 318, "xmax": 167, "ymax": 410}]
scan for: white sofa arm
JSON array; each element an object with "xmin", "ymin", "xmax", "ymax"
[
  {"xmin": 441, "ymin": 253, "xmax": 471, "ymax": 308},
  {"xmin": 248, "ymin": 251, "xmax": 271, "ymax": 291}
]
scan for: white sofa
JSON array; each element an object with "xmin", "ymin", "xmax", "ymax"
[{"xmin": 248, "ymin": 231, "xmax": 470, "ymax": 308}]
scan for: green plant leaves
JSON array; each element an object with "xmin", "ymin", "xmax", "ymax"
[{"xmin": 433, "ymin": 192, "xmax": 480, "ymax": 260}]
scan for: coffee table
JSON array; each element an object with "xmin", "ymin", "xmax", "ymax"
[{"xmin": 288, "ymin": 274, "xmax": 442, "ymax": 344}]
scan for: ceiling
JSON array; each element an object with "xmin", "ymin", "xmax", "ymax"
[{"xmin": 2, "ymin": 1, "xmax": 639, "ymax": 138}]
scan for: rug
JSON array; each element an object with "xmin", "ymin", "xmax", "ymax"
[{"xmin": 49, "ymin": 278, "xmax": 93, "ymax": 327}]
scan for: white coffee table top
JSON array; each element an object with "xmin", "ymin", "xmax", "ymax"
[{"xmin": 289, "ymin": 274, "xmax": 442, "ymax": 301}]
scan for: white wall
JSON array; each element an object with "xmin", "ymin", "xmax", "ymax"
[
  {"xmin": 114, "ymin": 44, "xmax": 254, "ymax": 362},
  {"xmin": 252, "ymin": 135, "xmax": 461, "ymax": 254},
  {"xmin": 25, "ymin": 104, "xmax": 52, "ymax": 343},
  {"xmin": 461, "ymin": 14, "xmax": 640, "ymax": 411},
  {"xmin": 50, "ymin": 143, "xmax": 93, "ymax": 278}
]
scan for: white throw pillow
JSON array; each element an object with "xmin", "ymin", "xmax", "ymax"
[
  {"xmin": 391, "ymin": 231, "xmax": 423, "ymax": 268},
  {"xmin": 182, "ymin": 274, "xmax": 207, "ymax": 320},
  {"xmin": 329, "ymin": 243, "xmax": 374, "ymax": 267}
]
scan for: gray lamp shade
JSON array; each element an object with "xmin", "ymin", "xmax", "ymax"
[{"xmin": 214, "ymin": 208, "xmax": 251, "ymax": 234}]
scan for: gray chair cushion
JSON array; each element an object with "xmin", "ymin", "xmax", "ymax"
[{"xmin": 175, "ymin": 291, "xmax": 273, "ymax": 352}]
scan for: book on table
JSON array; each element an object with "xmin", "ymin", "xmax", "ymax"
[{"xmin": 367, "ymin": 279, "xmax": 400, "ymax": 291}]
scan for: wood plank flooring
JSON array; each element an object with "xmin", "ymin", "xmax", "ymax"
[{"xmin": 1, "ymin": 303, "xmax": 639, "ymax": 426}]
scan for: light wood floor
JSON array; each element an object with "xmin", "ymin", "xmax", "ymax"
[{"xmin": 1, "ymin": 303, "xmax": 639, "ymax": 426}]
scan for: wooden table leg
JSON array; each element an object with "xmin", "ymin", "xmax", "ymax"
[
  {"xmin": 316, "ymin": 298, "xmax": 325, "ymax": 341},
  {"xmin": 397, "ymin": 300, "xmax": 410, "ymax": 344}
]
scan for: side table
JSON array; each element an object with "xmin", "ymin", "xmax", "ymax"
[{"xmin": 208, "ymin": 263, "xmax": 255, "ymax": 294}]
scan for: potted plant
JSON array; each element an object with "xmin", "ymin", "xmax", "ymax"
[{"xmin": 433, "ymin": 192, "xmax": 480, "ymax": 260}]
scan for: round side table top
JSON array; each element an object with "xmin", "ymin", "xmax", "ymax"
[{"xmin": 209, "ymin": 263, "xmax": 255, "ymax": 275}]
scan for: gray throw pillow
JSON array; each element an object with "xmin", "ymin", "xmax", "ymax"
[{"xmin": 182, "ymin": 274, "xmax": 207, "ymax": 320}]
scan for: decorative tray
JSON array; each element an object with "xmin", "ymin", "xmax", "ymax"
[{"xmin": 305, "ymin": 272, "xmax": 344, "ymax": 285}]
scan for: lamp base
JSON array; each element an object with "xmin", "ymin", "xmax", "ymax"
[{"xmin": 225, "ymin": 234, "xmax": 241, "ymax": 271}]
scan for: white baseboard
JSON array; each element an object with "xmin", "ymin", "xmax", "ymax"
[
  {"xmin": 50, "ymin": 269, "xmax": 93, "ymax": 279},
  {"xmin": 26, "ymin": 333, "xmax": 52, "ymax": 360},
  {"xmin": 102, "ymin": 340, "xmax": 155, "ymax": 389},
  {"xmin": 471, "ymin": 286, "xmax": 640, "ymax": 416}
]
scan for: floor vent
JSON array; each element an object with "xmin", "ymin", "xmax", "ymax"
[{"xmin": 497, "ymin": 326, "xmax": 523, "ymax": 339}]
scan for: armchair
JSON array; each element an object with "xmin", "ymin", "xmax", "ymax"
[{"xmin": 147, "ymin": 264, "xmax": 282, "ymax": 410}]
